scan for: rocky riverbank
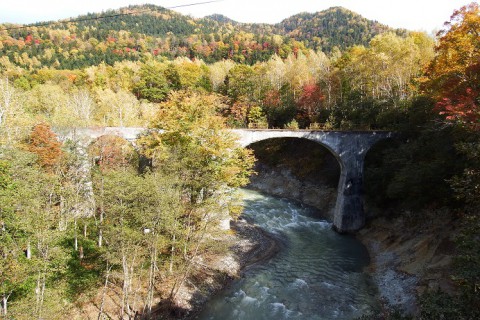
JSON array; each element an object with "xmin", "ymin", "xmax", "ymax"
[
  {"xmin": 164, "ymin": 218, "xmax": 281, "ymax": 320},
  {"xmin": 357, "ymin": 211, "xmax": 457, "ymax": 316}
]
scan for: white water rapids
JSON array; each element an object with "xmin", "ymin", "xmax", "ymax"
[{"xmin": 198, "ymin": 189, "xmax": 379, "ymax": 320}]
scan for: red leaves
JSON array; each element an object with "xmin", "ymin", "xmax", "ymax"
[
  {"xmin": 89, "ymin": 135, "xmax": 136, "ymax": 171},
  {"xmin": 295, "ymin": 83, "xmax": 325, "ymax": 127},
  {"xmin": 296, "ymin": 83, "xmax": 324, "ymax": 116},
  {"xmin": 23, "ymin": 34, "xmax": 41, "ymax": 46},
  {"xmin": 436, "ymin": 88, "xmax": 480, "ymax": 130},
  {"xmin": 434, "ymin": 61, "xmax": 480, "ymax": 130},
  {"xmin": 25, "ymin": 34, "xmax": 33, "ymax": 44},
  {"xmin": 27, "ymin": 123, "xmax": 63, "ymax": 172}
]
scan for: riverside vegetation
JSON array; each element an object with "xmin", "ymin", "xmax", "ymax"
[{"xmin": 0, "ymin": 2, "xmax": 480, "ymax": 319}]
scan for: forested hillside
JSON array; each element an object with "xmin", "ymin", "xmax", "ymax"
[
  {"xmin": 0, "ymin": 5, "xmax": 403, "ymax": 69},
  {"xmin": 276, "ymin": 7, "xmax": 406, "ymax": 52}
]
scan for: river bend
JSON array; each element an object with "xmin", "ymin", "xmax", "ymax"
[{"xmin": 198, "ymin": 189, "xmax": 378, "ymax": 320}]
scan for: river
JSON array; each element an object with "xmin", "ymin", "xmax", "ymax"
[{"xmin": 197, "ymin": 189, "xmax": 379, "ymax": 320}]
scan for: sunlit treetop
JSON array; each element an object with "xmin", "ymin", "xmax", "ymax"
[{"xmin": 426, "ymin": 2, "xmax": 480, "ymax": 130}]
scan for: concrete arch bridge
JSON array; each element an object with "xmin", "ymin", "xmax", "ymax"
[{"xmin": 55, "ymin": 127, "xmax": 392, "ymax": 233}]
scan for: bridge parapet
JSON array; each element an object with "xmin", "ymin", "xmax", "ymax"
[
  {"xmin": 232, "ymin": 129, "xmax": 392, "ymax": 156},
  {"xmin": 55, "ymin": 127, "xmax": 146, "ymax": 143}
]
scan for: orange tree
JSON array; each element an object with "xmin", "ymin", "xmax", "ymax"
[
  {"xmin": 27, "ymin": 123, "xmax": 63, "ymax": 172},
  {"xmin": 426, "ymin": 2, "xmax": 480, "ymax": 129}
]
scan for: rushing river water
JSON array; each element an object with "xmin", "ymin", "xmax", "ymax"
[{"xmin": 198, "ymin": 189, "xmax": 379, "ymax": 320}]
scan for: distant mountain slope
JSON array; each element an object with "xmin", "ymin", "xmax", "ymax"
[
  {"xmin": 203, "ymin": 14, "xmax": 238, "ymax": 25},
  {"xmin": 0, "ymin": 5, "xmax": 408, "ymax": 70},
  {"xmin": 60, "ymin": 5, "xmax": 401, "ymax": 48},
  {"xmin": 275, "ymin": 7, "xmax": 407, "ymax": 51},
  {"xmin": 73, "ymin": 5, "xmax": 197, "ymax": 37}
]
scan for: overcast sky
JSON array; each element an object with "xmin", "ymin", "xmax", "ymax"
[{"xmin": 0, "ymin": 0, "xmax": 476, "ymax": 33}]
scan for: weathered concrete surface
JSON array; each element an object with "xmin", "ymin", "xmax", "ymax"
[
  {"xmin": 54, "ymin": 127, "xmax": 392, "ymax": 233},
  {"xmin": 234, "ymin": 130, "xmax": 393, "ymax": 233},
  {"xmin": 55, "ymin": 127, "xmax": 145, "ymax": 143}
]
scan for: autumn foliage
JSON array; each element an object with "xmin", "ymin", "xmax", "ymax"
[
  {"xmin": 427, "ymin": 2, "xmax": 480, "ymax": 130},
  {"xmin": 296, "ymin": 83, "xmax": 325, "ymax": 127},
  {"xmin": 437, "ymin": 87, "xmax": 480, "ymax": 130},
  {"xmin": 27, "ymin": 123, "xmax": 63, "ymax": 171},
  {"xmin": 88, "ymin": 135, "xmax": 137, "ymax": 171}
]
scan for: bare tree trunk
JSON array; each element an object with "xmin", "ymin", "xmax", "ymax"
[
  {"xmin": 98, "ymin": 264, "xmax": 111, "ymax": 320},
  {"xmin": 2, "ymin": 293, "xmax": 10, "ymax": 317},
  {"xmin": 146, "ymin": 245, "xmax": 157, "ymax": 313},
  {"xmin": 35, "ymin": 273, "xmax": 41, "ymax": 311},
  {"xmin": 132, "ymin": 273, "xmax": 142, "ymax": 318},
  {"xmin": 26, "ymin": 241, "xmax": 31, "ymax": 259},
  {"xmin": 74, "ymin": 218, "xmax": 78, "ymax": 251},
  {"xmin": 38, "ymin": 274, "xmax": 46, "ymax": 320},
  {"xmin": 121, "ymin": 254, "xmax": 131, "ymax": 318},
  {"xmin": 98, "ymin": 229, "xmax": 103, "ymax": 248},
  {"xmin": 35, "ymin": 249, "xmax": 48, "ymax": 320},
  {"xmin": 59, "ymin": 195, "xmax": 67, "ymax": 231},
  {"xmin": 169, "ymin": 234, "xmax": 175, "ymax": 274},
  {"xmin": 98, "ymin": 176, "xmax": 104, "ymax": 247},
  {"xmin": 35, "ymin": 271, "xmax": 46, "ymax": 319},
  {"xmin": 128, "ymin": 260, "xmax": 137, "ymax": 317}
]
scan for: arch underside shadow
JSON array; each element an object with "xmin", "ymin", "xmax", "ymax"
[
  {"xmin": 246, "ymin": 137, "xmax": 340, "ymax": 220},
  {"xmin": 236, "ymin": 130, "xmax": 393, "ymax": 233}
]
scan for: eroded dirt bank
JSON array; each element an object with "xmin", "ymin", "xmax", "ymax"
[{"xmin": 357, "ymin": 211, "xmax": 457, "ymax": 316}]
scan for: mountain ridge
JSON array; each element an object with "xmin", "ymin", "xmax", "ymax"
[{"xmin": 0, "ymin": 4, "xmax": 408, "ymax": 69}]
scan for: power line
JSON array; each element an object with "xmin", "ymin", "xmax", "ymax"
[{"xmin": 0, "ymin": 0, "xmax": 224, "ymax": 32}]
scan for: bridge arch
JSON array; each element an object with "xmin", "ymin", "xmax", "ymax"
[
  {"xmin": 239, "ymin": 133, "xmax": 344, "ymax": 169},
  {"xmin": 247, "ymin": 137, "xmax": 341, "ymax": 218},
  {"xmin": 233, "ymin": 129, "xmax": 393, "ymax": 233}
]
